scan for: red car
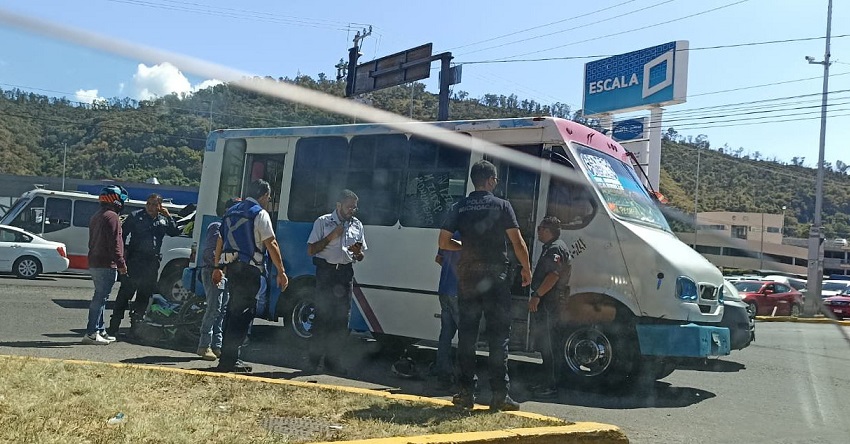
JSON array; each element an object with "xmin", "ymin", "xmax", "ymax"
[
  {"xmin": 822, "ymin": 290, "xmax": 850, "ymax": 320},
  {"xmin": 732, "ymin": 280, "xmax": 805, "ymax": 318}
]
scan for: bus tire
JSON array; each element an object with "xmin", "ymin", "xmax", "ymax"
[
  {"xmin": 559, "ymin": 321, "xmax": 639, "ymax": 390},
  {"xmin": 158, "ymin": 260, "xmax": 190, "ymax": 303},
  {"xmin": 287, "ymin": 283, "xmax": 317, "ymax": 340}
]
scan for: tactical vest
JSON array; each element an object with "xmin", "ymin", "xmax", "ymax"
[{"xmin": 220, "ymin": 200, "xmax": 263, "ymax": 266}]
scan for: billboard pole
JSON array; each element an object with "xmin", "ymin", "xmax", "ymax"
[
  {"xmin": 648, "ymin": 106, "xmax": 663, "ymax": 188},
  {"xmin": 438, "ymin": 54, "xmax": 452, "ymax": 121}
]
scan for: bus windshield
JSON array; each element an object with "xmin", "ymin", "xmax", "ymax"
[{"xmin": 575, "ymin": 144, "xmax": 670, "ymax": 232}]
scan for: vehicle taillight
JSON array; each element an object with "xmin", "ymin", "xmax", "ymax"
[{"xmin": 57, "ymin": 246, "xmax": 66, "ymax": 258}]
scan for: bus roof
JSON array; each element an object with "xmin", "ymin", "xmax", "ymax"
[{"xmin": 205, "ymin": 117, "xmax": 629, "ymax": 162}]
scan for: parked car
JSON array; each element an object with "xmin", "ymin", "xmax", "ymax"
[
  {"xmin": 762, "ymin": 275, "xmax": 808, "ymax": 297},
  {"xmin": 732, "ymin": 280, "xmax": 804, "ymax": 318},
  {"xmin": 819, "ymin": 280, "xmax": 850, "ymax": 299},
  {"xmin": 720, "ymin": 280, "xmax": 755, "ymax": 350},
  {"xmin": 822, "ymin": 289, "xmax": 850, "ymax": 320},
  {"xmin": 0, "ymin": 224, "xmax": 69, "ymax": 279}
]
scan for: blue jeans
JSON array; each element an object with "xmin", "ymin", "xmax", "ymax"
[
  {"xmin": 198, "ymin": 268, "xmax": 229, "ymax": 350},
  {"xmin": 436, "ymin": 292, "xmax": 459, "ymax": 381},
  {"xmin": 87, "ymin": 268, "xmax": 118, "ymax": 335}
]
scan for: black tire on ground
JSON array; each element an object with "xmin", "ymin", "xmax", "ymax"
[
  {"xmin": 174, "ymin": 296, "xmax": 206, "ymax": 346},
  {"xmin": 559, "ymin": 321, "xmax": 640, "ymax": 390},
  {"xmin": 158, "ymin": 264, "xmax": 191, "ymax": 303},
  {"xmin": 13, "ymin": 256, "xmax": 42, "ymax": 279},
  {"xmin": 372, "ymin": 333, "xmax": 418, "ymax": 356}
]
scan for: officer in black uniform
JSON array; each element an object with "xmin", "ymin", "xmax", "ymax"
[
  {"xmin": 527, "ymin": 216, "xmax": 571, "ymax": 399},
  {"xmin": 439, "ymin": 160, "xmax": 532, "ymax": 412},
  {"xmin": 107, "ymin": 193, "xmax": 181, "ymax": 336}
]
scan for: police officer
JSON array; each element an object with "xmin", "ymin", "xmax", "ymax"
[
  {"xmin": 528, "ymin": 216, "xmax": 571, "ymax": 399},
  {"xmin": 439, "ymin": 160, "xmax": 532, "ymax": 411},
  {"xmin": 107, "ymin": 193, "xmax": 181, "ymax": 337},
  {"xmin": 306, "ymin": 189, "xmax": 366, "ymax": 374}
]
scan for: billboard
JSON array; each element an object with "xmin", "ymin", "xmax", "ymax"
[{"xmin": 583, "ymin": 41, "xmax": 688, "ymax": 116}]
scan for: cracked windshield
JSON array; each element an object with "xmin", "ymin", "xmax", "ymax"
[{"xmin": 0, "ymin": 1, "xmax": 848, "ymax": 443}]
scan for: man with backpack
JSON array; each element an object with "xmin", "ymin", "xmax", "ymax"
[{"xmin": 211, "ymin": 179, "xmax": 289, "ymax": 372}]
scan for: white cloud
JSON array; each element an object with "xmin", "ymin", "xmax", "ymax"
[
  {"xmin": 75, "ymin": 89, "xmax": 104, "ymax": 104},
  {"xmin": 132, "ymin": 62, "xmax": 222, "ymax": 100}
]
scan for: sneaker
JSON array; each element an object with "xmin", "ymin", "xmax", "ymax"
[
  {"xmin": 532, "ymin": 386, "xmax": 558, "ymax": 399},
  {"xmin": 489, "ymin": 394, "xmax": 520, "ymax": 411},
  {"xmin": 81, "ymin": 332, "xmax": 110, "ymax": 345},
  {"xmin": 197, "ymin": 347, "xmax": 218, "ymax": 361},
  {"xmin": 212, "ymin": 348, "xmax": 222, "ymax": 358},
  {"xmin": 451, "ymin": 390, "xmax": 475, "ymax": 409},
  {"xmin": 98, "ymin": 331, "xmax": 117, "ymax": 343}
]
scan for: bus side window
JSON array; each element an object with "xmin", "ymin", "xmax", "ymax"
[
  {"xmin": 43, "ymin": 198, "xmax": 72, "ymax": 234},
  {"xmin": 11, "ymin": 196, "xmax": 44, "ymax": 234},
  {"xmin": 73, "ymin": 200, "xmax": 101, "ymax": 228},
  {"xmin": 547, "ymin": 178, "xmax": 597, "ymax": 230}
]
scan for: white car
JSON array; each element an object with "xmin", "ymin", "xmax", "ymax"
[
  {"xmin": 820, "ymin": 280, "xmax": 850, "ymax": 298},
  {"xmin": 0, "ymin": 224, "xmax": 69, "ymax": 279}
]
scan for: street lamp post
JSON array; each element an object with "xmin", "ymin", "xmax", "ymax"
[
  {"xmin": 760, "ymin": 212, "xmax": 765, "ymax": 269},
  {"xmin": 804, "ymin": 0, "xmax": 833, "ymax": 317}
]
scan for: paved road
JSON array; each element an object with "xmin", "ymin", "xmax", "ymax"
[{"xmin": 2, "ymin": 274, "xmax": 849, "ymax": 443}]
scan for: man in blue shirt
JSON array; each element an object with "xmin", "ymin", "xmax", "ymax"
[
  {"xmin": 434, "ymin": 231, "xmax": 460, "ymax": 391},
  {"xmin": 439, "ymin": 160, "xmax": 532, "ymax": 411},
  {"xmin": 107, "ymin": 193, "xmax": 181, "ymax": 337}
]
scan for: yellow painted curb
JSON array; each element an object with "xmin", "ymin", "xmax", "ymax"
[
  {"xmin": 754, "ymin": 316, "xmax": 850, "ymax": 326},
  {"xmin": 0, "ymin": 354, "xmax": 629, "ymax": 444}
]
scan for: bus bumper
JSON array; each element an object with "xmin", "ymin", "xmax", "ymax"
[{"xmin": 636, "ymin": 323, "xmax": 731, "ymax": 358}]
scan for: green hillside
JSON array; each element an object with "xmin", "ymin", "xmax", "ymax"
[{"xmin": 1, "ymin": 75, "xmax": 848, "ymax": 238}]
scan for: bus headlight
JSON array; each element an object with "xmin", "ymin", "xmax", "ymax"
[{"xmin": 676, "ymin": 276, "xmax": 698, "ymax": 301}]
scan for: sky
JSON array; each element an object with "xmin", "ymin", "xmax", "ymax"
[{"xmin": 0, "ymin": 0, "xmax": 847, "ymax": 168}]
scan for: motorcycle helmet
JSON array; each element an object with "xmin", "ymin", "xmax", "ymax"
[{"xmin": 99, "ymin": 185, "xmax": 129, "ymax": 210}]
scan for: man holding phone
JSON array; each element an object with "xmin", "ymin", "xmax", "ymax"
[
  {"xmin": 107, "ymin": 193, "xmax": 181, "ymax": 338},
  {"xmin": 306, "ymin": 189, "xmax": 366, "ymax": 373}
]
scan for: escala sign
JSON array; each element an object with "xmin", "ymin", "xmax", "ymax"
[{"xmin": 582, "ymin": 41, "xmax": 689, "ymax": 116}]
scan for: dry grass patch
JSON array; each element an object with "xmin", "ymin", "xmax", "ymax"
[{"xmin": 0, "ymin": 357, "xmax": 562, "ymax": 443}]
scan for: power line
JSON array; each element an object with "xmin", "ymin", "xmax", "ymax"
[
  {"xmin": 498, "ymin": 0, "xmax": 752, "ymax": 61},
  {"xmin": 457, "ymin": 34, "xmax": 850, "ymax": 65},
  {"xmin": 449, "ymin": 0, "xmax": 660, "ymax": 55},
  {"xmin": 102, "ymin": 0, "xmax": 364, "ymax": 31}
]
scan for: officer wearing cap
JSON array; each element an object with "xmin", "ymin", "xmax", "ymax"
[{"xmin": 528, "ymin": 216, "xmax": 571, "ymax": 399}]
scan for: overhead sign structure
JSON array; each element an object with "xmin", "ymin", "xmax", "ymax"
[
  {"xmin": 582, "ymin": 41, "xmax": 689, "ymax": 116},
  {"xmin": 352, "ymin": 43, "xmax": 433, "ymax": 96}
]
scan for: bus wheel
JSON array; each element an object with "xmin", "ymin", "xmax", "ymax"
[
  {"xmin": 288, "ymin": 285, "xmax": 317, "ymax": 339},
  {"xmin": 560, "ymin": 323, "xmax": 638, "ymax": 389}
]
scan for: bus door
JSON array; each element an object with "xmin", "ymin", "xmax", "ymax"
[{"xmin": 486, "ymin": 144, "xmax": 543, "ymax": 349}]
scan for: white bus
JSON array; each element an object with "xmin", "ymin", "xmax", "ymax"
[
  {"xmin": 189, "ymin": 116, "xmax": 730, "ymax": 387},
  {"xmin": 0, "ymin": 188, "xmax": 194, "ymax": 300}
]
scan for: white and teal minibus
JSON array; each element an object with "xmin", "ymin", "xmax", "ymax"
[{"xmin": 189, "ymin": 116, "xmax": 730, "ymax": 387}]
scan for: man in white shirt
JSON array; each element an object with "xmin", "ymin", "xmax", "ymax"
[
  {"xmin": 212, "ymin": 179, "xmax": 288, "ymax": 372},
  {"xmin": 306, "ymin": 189, "xmax": 366, "ymax": 373}
]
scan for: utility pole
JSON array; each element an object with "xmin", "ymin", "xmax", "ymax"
[
  {"xmin": 345, "ymin": 26, "xmax": 371, "ymax": 97},
  {"xmin": 804, "ymin": 0, "xmax": 833, "ymax": 317},
  {"xmin": 61, "ymin": 142, "xmax": 67, "ymax": 191},
  {"xmin": 693, "ymin": 146, "xmax": 701, "ymax": 249}
]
